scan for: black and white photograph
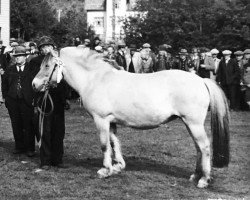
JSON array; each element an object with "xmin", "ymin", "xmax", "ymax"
[{"xmin": 0, "ymin": 0, "xmax": 249, "ymax": 199}]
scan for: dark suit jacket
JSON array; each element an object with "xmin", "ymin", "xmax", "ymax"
[
  {"xmin": 172, "ymin": 57, "xmax": 194, "ymax": 71},
  {"xmin": 2, "ymin": 62, "xmax": 34, "ymax": 107},
  {"xmin": 216, "ymin": 58, "xmax": 241, "ymax": 85}
]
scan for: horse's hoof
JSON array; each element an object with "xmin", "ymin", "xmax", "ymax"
[
  {"xmin": 112, "ymin": 163, "xmax": 123, "ymax": 174},
  {"xmin": 197, "ymin": 178, "xmax": 209, "ymax": 188},
  {"xmin": 97, "ymin": 168, "xmax": 110, "ymax": 178}
]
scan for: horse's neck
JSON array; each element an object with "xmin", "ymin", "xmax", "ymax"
[{"xmin": 62, "ymin": 64, "xmax": 89, "ymax": 95}]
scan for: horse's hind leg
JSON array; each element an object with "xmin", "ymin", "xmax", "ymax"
[
  {"xmin": 110, "ymin": 123, "xmax": 126, "ymax": 174},
  {"xmin": 94, "ymin": 117, "xmax": 113, "ymax": 178},
  {"xmin": 185, "ymin": 122, "xmax": 211, "ymax": 188}
]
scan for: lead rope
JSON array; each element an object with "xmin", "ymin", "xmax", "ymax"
[
  {"xmin": 37, "ymin": 89, "xmax": 54, "ymax": 147},
  {"xmin": 36, "ymin": 55, "xmax": 64, "ymax": 147}
]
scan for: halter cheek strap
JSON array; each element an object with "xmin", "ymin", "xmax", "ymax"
[{"xmin": 48, "ymin": 57, "xmax": 64, "ymax": 86}]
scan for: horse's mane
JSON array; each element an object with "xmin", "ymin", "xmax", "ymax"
[{"xmin": 61, "ymin": 47, "xmax": 114, "ymax": 71}]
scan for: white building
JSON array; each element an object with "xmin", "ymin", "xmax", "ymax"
[
  {"xmin": 85, "ymin": 0, "xmax": 138, "ymax": 42},
  {"xmin": 0, "ymin": 0, "xmax": 10, "ymax": 46}
]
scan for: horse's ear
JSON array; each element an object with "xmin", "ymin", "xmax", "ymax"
[{"xmin": 51, "ymin": 49, "xmax": 58, "ymax": 57}]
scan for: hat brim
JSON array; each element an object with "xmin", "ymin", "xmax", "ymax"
[
  {"xmin": 38, "ymin": 43, "xmax": 55, "ymax": 49},
  {"xmin": 13, "ymin": 53, "xmax": 28, "ymax": 57}
]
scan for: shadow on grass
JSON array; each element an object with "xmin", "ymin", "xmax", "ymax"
[{"xmin": 65, "ymin": 155, "xmax": 191, "ymax": 179}]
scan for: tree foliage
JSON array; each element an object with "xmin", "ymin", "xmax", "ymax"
[
  {"xmin": 124, "ymin": 0, "xmax": 250, "ymax": 52},
  {"xmin": 10, "ymin": 0, "xmax": 93, "ymax": 47}
]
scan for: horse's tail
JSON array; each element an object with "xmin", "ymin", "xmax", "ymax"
[{"xmin": 203, "ymin": 78, "xmax": 230, "ymax": 168}]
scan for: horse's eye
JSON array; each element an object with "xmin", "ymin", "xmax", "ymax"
[{"xmin": 45, "ymin": 65, "xmax": 49, "ymax": 68}]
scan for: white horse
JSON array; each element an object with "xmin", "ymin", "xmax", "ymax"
[{"xmin": 32, "ymin": 47, "xmax": 230, "ymax": 188}]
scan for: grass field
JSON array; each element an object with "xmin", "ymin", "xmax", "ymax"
[{"xmin": 0, "ymin": 101, "xmax": 249, "ymax": 200}]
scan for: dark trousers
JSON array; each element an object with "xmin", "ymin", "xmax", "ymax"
[
  {"xmin": 40, "ymin": 110, "xmax": 65, "ymax": 166},
  {"xmin": 6, "ymin": 97, "xmax": 35, "ymax": 151},
  {"xmin": 221, "ymin": 84, "xmax": 240, "ymax": 110}
]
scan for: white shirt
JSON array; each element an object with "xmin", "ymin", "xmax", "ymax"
[{"xmin": 16, "ymin": 64, "xmax": 25, "ymax": 72}]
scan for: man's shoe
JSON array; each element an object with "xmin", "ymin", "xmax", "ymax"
[
  {"xmin": 27, "ymin": 151, "xmax": 35, "ymax": 157},
  {"xmin": 55, "ymin": 163, "xmax": 69, "ymax": 169},
  {"xmin": 13, "ymin": 149, "xmax": 25, "ymax": 154},
  {"xmin": 40, "ymin": 165, "xmax": 51, "ymax": 170}
]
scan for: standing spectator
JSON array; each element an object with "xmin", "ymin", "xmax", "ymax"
[
  {"xmin": 26, "ymin": 42, "xmax": 38, "ymax": 63},
  {"xmin": 74, "ymin": 37, "xmax": 81, "ymax": 47},
  {"xmin": 155, "ymin": 45, "xmax": 171, "ymax": 71},
  {"xmin": 2, "ymin": 46, "xmax": 35, "ymax": 156},
  {"xmin": 217, "ymin": 50, "xmax": 241, "ymax": 110},
  {"xmin": 142, "ymin": 43, "xmax": 156, "ymax": 70},
  {"xmin": 115, "ymin": 41, "xmax": 127, "ymax": 70},
  {"xmin": 197, "ymin": 51, "xmax": 210, "ymax": 78},
  {"xmin": 241, "ymin": 49, "xmax": 250, "ymax": 109},
  {"xmin": 140, "ymin": 47, "xmax": 154, "ymax": 73},
  {"xmin": 83, "ymin": 39, "xmax": 91, "ymax": 49},
  {"xmin": 0, "ymin": 40, "xmax": 6, "ymax": 104},
  {"xmin": 4, "ymin": 41, "xmax": 19, "ymax": 68},
  {"xmin": 78, "ymin": 39, "xmax": 91, "ymax": 49},
  {"xmin": 191, "ymin": 48, "xmax": 200, "ymax": 73},
  {"xmin": 125, "ymin": 44, "xmax": 139, "ymax": 73},
  {"xmin": 197, "ymin": 51, "xmax": 215, "ymax": 78},
  {"xmin": 172, "ymin": 49, "xmax": 194, "ymax": 72},
  {"xmin": 103, "ymin": 45, "xmax": 123, "ymax": 70},
  {"xmin": 234, "ymin": 50, "xmax": 247, "ymax": 110},
  {"xmin": 210, "ymin": 49, "xmax": 221, "ymax": 81},
  {"xmin": 92, "ymin": 37, "xmax": 101, "ymax": 50},
  {"xmin": 30, "ymin": 36, "xmax": 67, "ymax": 169}
]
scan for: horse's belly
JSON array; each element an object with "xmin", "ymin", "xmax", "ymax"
[{"xmin": 111, "ymin": 105, "xmax": 173, "ymax": 128}]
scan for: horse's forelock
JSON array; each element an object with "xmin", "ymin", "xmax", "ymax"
[{"xmin": 41, "ymin": 52, "xmax": 55, "ymax": 69}]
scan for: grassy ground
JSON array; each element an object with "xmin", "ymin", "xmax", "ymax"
[{"xmin": 0, "ymin": 101, "xmax": 249, "ymax": 200}]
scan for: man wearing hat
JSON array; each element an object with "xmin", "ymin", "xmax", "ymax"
[
  {"xmin": 78, "ymin": 39, "xmax": 91, "ymax": 49},
  {"xmin": 217, "ymin": 50, "xmax": 241, "ymax": 110},
  {"xmin": 172, "ymin": 49, "xmax": 194, "ymax": 72},
  {"xmin": 125, "ymin": 44, "xmax": 141, "ymax": 73},
  {"xmin": 115, "ymin": 40, "xmax": 127, "ymax": 70},
  {"xmin": 191, "ymin": 48, "xmax": 200, "ymax": 73},
  {"xmin": 2, "ymin": 45, "xmax": 35, "ymax": 156},
  {"xmin": 30, "ymin": 36, "xmax": 67, "ymax": 170},
  {"xmin": 141, "ymin": 43, "xmax": 157, "ymax": 71},
  {"xmin": 210, "ymin": 48, "xmax": 221, "ymax": 80},
  {"xmin": 155, "ymin": 45, "xmax": 171, "ymax": 71}
]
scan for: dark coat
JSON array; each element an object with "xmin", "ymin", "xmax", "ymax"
[
  {"xmin": 29, "ymin": 55, "xmax": 66, "ymax": 113},
  {"xmin": 216, "ymin": 58, "xmax": 241, "ymax": 85},
  {"xmin": 115, "ymin": 51, "xmax": 127, "ymax": 70},
  {"xmin": 2, "ymin": 62, "xmax": 34, "ymax": 107},
  {"xmin": 172, "ymin": 57, "xmax": 194, "ymax": 71}
]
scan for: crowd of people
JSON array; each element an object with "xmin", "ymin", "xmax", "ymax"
[{"xmin": 0, "ymin": 35, "xmax": 250, "ymax": 170}]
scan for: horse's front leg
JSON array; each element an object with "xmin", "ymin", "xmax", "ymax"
[
  {"xmin": 110, "ymin": 123, "xmax": 126, "ymax": 174},
  {"xmin": 94, "ymin": 117, "xmax": 113, "ymax": 178}
]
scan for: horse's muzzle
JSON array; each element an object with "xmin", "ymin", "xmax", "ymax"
[{"xmin": 32, "ymin": 78, "xmax": 45, "ymax": 92}]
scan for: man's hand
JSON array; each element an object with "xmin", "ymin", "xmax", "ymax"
[{"xmin": 0, "ymin": 68, "xmax": 4, "ymax": 75}]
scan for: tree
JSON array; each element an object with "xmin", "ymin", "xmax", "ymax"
[
  {"xmin": 10, "ymin": 0, "xmax": 94, "ymax": 47},
  {"xmin": 124, "ymin": 0, "xmax": 250, "ymax": 52},
  {"xmin": 10, "ymin": 0, "xmax": 57, "ymax": 41}
]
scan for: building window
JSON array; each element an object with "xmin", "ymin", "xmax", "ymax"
[
  {"xmin": 115, "ymin": 0, "xmax": 121, "ymax": 9},
  {"xmin": 94, "ymin": 17, "xmax": 104, "ymax": 27}
]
